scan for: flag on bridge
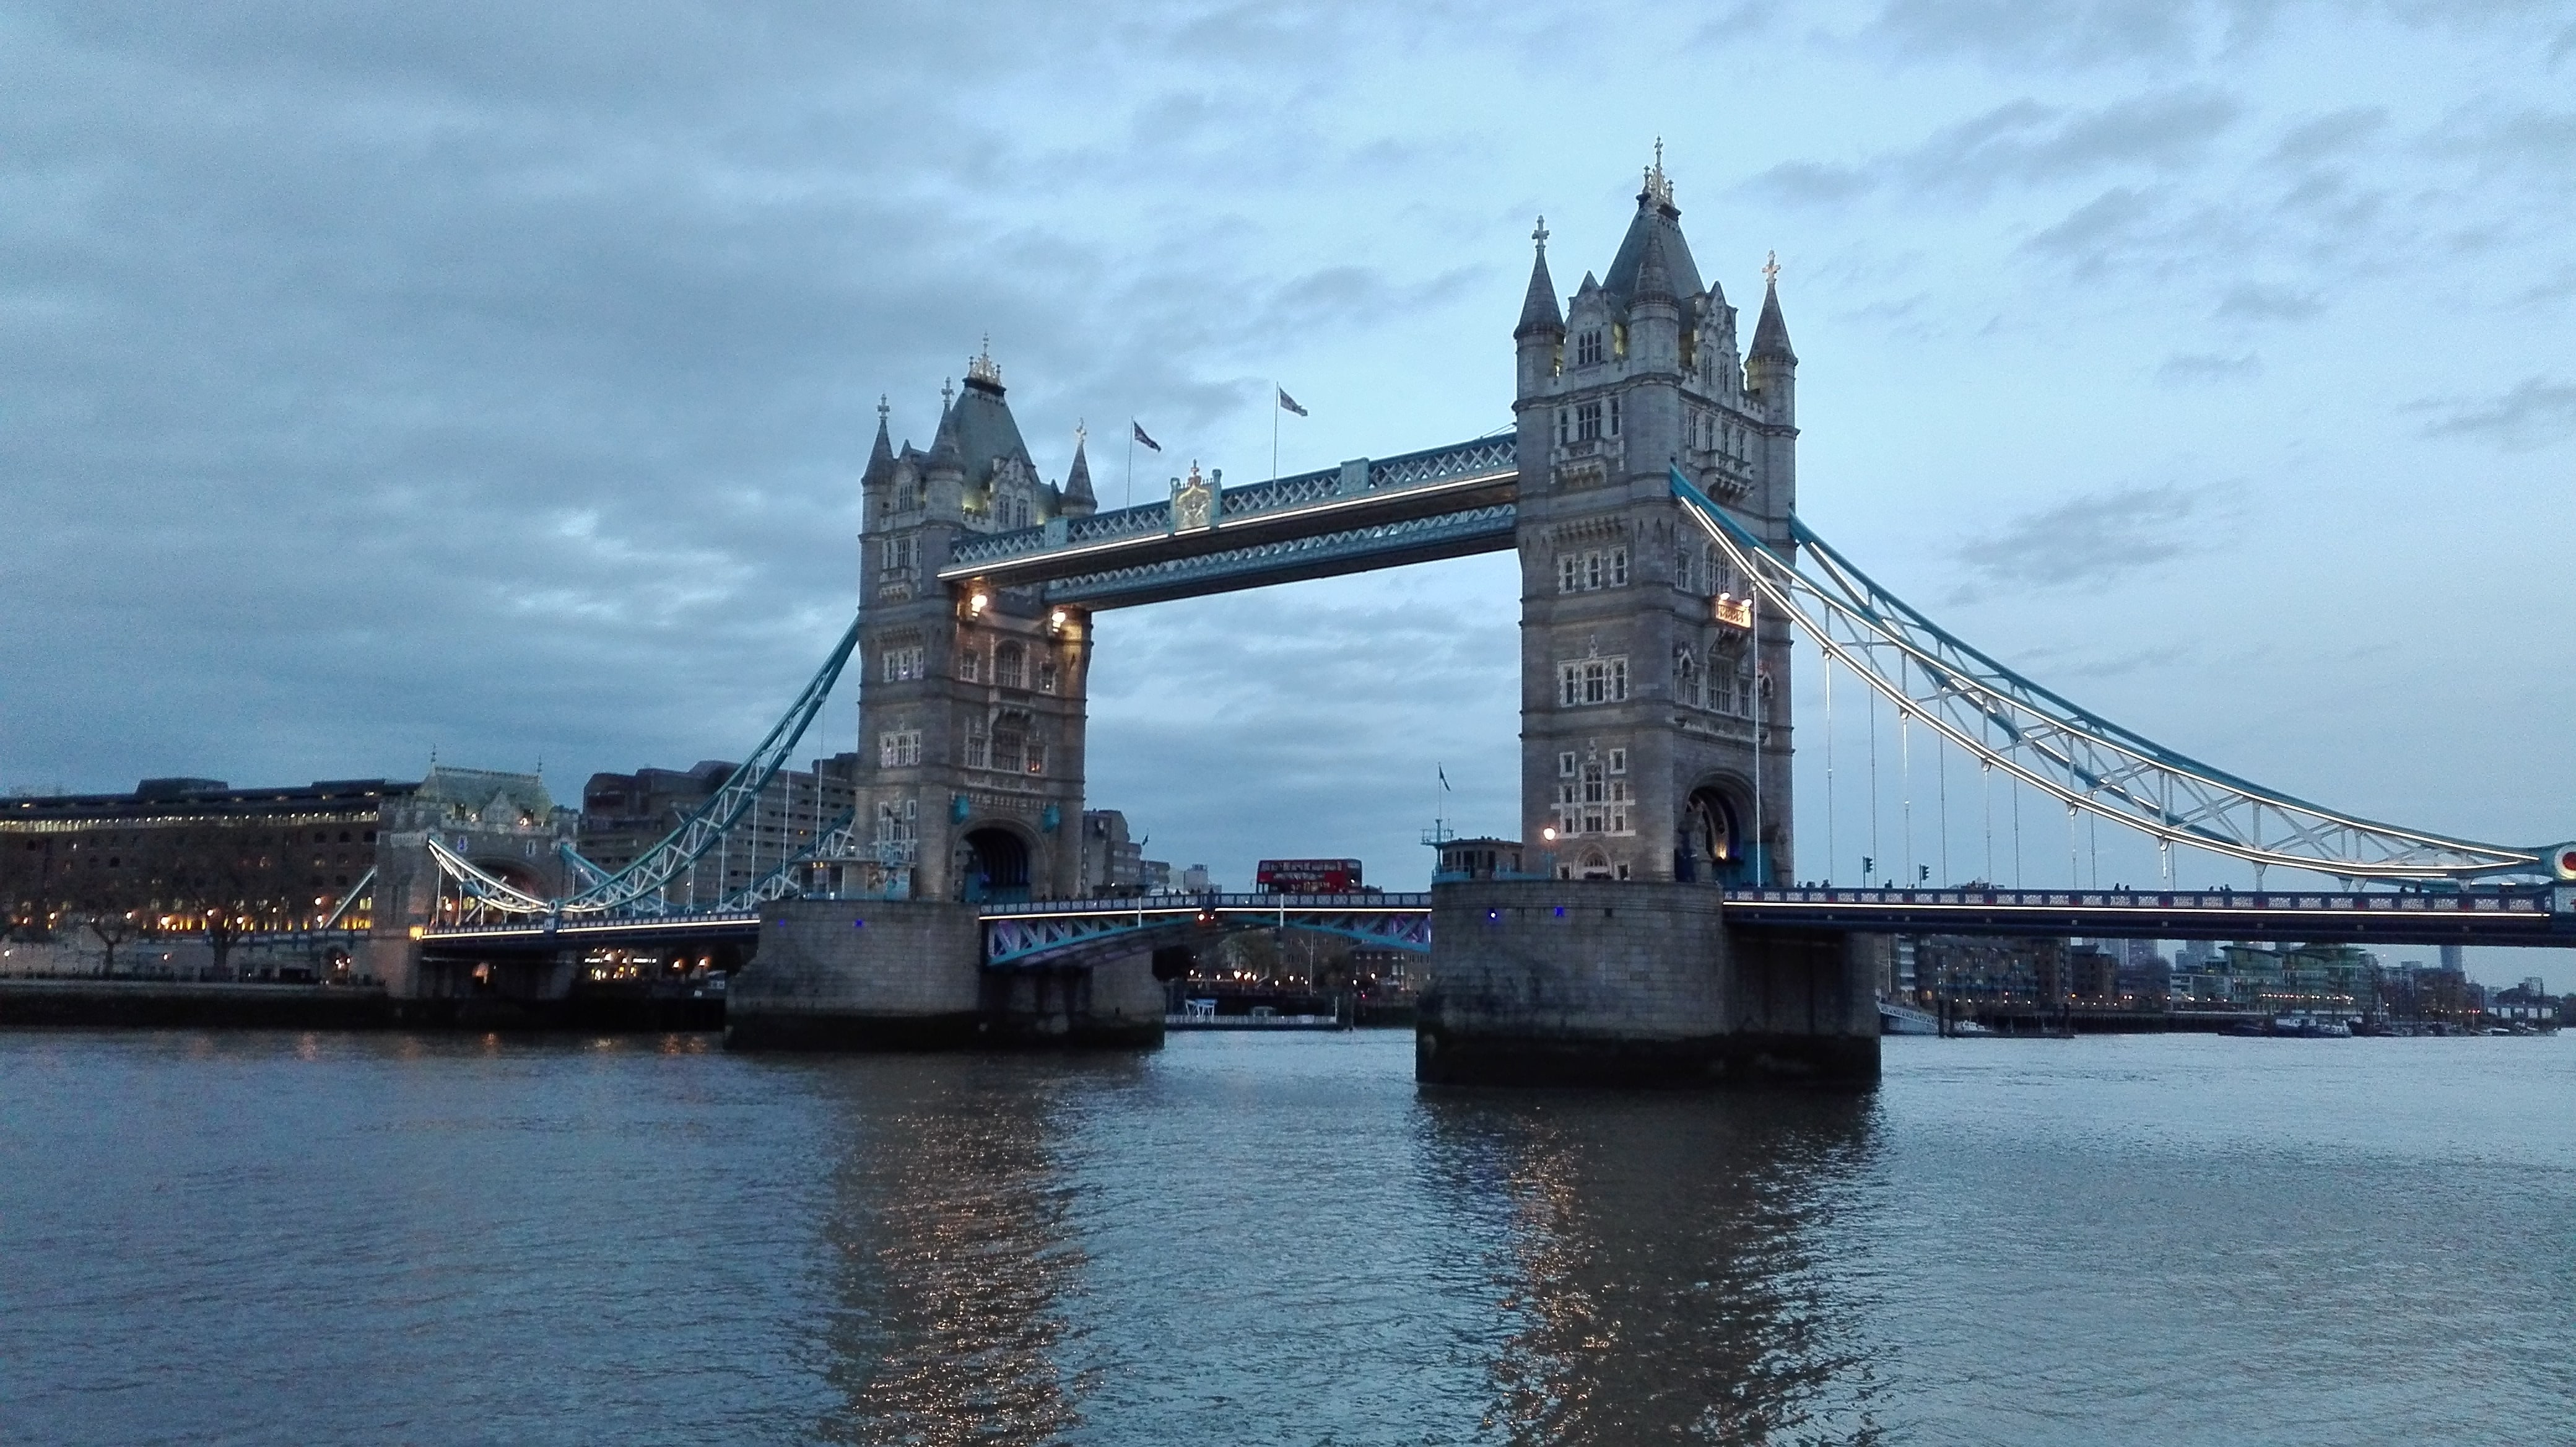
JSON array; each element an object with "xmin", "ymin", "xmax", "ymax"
[
  {"xmin": 1132, "ymin": 421, "xmax": 1162, "ymax": 452},
  {"xmin": 1438, "ymin": 764, "xmax": 1450, "ymax": 792},
  {"xmin": 1276, "ymin": 387, "xmax": 1309, "ymax": 417}
]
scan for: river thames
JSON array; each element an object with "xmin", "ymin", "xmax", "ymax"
[{"xmin": 2, "ymin": 1028, "xmax": 2569, "ymax": 1445}]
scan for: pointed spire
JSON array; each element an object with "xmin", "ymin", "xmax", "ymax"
[
  {"xmin": 925, "ymin": 387, "xmax": 965, "ymax": 474},
  {"xmin": 1063, "ymin": 421, "xmax": 1096, "ymax": 512},
  {"xmin": 1515, "ymin": 216, "xmax": 1563, "ymax": 338},
  {"xmin": 861, "ymin": 395, "xmax": 895, "ymax": 488},
  {"xmin": 1750, "ymin": 251, "xmax": 1796, "ymax": 364}
]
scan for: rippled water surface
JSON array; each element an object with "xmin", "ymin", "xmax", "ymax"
[{"xmin": 3, "ymin": 1029, "xmax": 2570, "ymax": 1445}]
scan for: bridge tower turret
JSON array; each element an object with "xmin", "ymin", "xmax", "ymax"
[
  {"xmin": 851, "ymin": 346, "xmax": 1091, "ymax": 905},
  {"xmin": 1510, "ymin": 153, "xmax": 1797, "ymax": 886}
]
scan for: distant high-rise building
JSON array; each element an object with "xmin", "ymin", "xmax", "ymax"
[{"xmin": 2440, "ymin": 943, "xmax": 2464, "ymax": 973}]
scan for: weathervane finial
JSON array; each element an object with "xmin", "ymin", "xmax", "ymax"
[
  {"xmin": 1532, "ymin": 215, "xmax": 1549, "ymax": 252},
  {"xmin": 1643, "ymin": 139, "xmax": 1674, "ymax": 208},
  {"xmin": 1763, "ymin": 250, "xmax": 1781, "ymax": 287}
]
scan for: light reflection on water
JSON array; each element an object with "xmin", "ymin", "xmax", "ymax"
[{"xmin": 2, "ymin": 1029, "xmax": 2571, "ymax": 1445}]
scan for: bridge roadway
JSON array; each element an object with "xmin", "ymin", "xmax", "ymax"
[{"xmin": 414, "ymin": 884, "xmax": 2575, "ymax": 964}]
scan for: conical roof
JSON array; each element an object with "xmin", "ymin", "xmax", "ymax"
[
  {"xmin": 1063, "ymin": 432, "xmax": 1096, "ymax": 509},
  {"xmin": 1750, "ymin": 277, "xmax": 1796, "ymax": 364},
  {"xmin": 1601, "ymin": 195, "xmax": 1703, "ymax": 308},
  {"xmin": 861, "ymin": 401, "xmax": 895, "ymax": 489},
  {"xmin": 1515, "ymin": 225, "xmax": 1563, "ymax": 338},
  {"xmin": 946, "ymin": 369, "xmax": 1035, "ymax": 485},
  {"xmin": 924, "ymin": 393, "xmax": 964, "ymax": 474}
]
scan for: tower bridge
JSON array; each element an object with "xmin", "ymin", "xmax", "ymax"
[{"xmin": 411, "ymin": 154, "xmax": 2575, "ymax": 1082}]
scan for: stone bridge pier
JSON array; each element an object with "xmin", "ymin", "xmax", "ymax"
[{"xmin": 1417, "ymin": 880, "xmax": 1879, "ymax": 1086}]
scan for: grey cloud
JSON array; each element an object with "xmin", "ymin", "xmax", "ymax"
[
  {"xmin": 1863, "ymin": 0, "xmax": 2570, "ymax": 68},
  {"xmin": 2157, "ymin": 351, "xmax": 2263, "ymax": 384},
  {"xmin": 2216, "ymin": 281, "xmax": 2325, "ymax": 320},
  {"xmin": 2418, "ymin": 377, "xmax": 2576, "ymax": 448},
  {"xmin": 1750, "ymin": 90, "xmax": 2240, "ymax": 210},
  {"xmin": 1863, "ymin": 0, "xmax": 2222, "ymax": 66},
  {"xmin": 1951, "ymin": 483, "xmax": 2223, "ymax": 595},
  {"xmin": 2267, "ymin": 107, "xmax": 2388, "ymax": 165},
  {"xmin": 2021, "ymin": 185, "xmax": 2169, "ymax": 277}
]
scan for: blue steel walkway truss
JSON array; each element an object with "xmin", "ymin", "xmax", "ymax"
[{"xmin": 939, "ymin": 436, "xmax": 1517, "ymax": 608}]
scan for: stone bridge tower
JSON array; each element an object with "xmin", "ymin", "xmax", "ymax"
[
  {"xmin": 1511, "ymin": 154, "xmax": 1799, "ymax": 887},
  {"xmin": 850, "ymin": 346, "xmax": 1094, "ymax": 904},
  {"xmin": 1418, "ymin": 157, "xmax": 1874, "ymax": 1089}
]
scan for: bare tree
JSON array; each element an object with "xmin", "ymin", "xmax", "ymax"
[{"xmin": 76, "ymin": 911, "xmax": 142, "ymax": 977}]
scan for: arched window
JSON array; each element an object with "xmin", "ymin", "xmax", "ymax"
[{"xmin": 995, "ymin": 643, "xmax": 1025, "ymax": 690}]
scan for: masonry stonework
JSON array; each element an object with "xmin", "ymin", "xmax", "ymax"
[{"xmin": 1424, "ymin": 159, "xmax": 1876, "ymax": 1087}]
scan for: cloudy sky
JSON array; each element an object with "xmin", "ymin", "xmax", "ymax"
[{"xmin": 6, "ymin": 2, "xmax": 2572, "ymax": 979}]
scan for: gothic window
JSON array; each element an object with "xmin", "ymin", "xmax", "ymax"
[
  {"xmin": 995, "ymin": 643, "xmax": 1025, "ymax": 690},
  {"xmin": 1611, "ymin": 321, "xmax": 1627, "ymax": 359},
  {"xmin": 1037, "ymin": 659, "xmax": 1058, "ymax": 694},
  {"xmin": 1557, "ymin": 547, "xmax": 1629, "ymax": 592},
  {"xmin": 879, "ymin": 535, "xmax": 918, "ymax": 573},
  {"xmin": 1711, "ymin": 658, "xmax": 1738, "ymax": 715},
  {"xmin": 878, "ymin": 730, "xmax": 921, "ymax": 768},
  {"xmin": 1609, "ymin": 748, "xmax": 1627, "ymax": 774},
  {"xmin": 894, "ymin": 476, "xmax": 923, "ymax": 513},
  {"xmin": 991, "ymin": 717, "xmax": 1032, "ymax": 774},
  {"xmin": 1675, "ymin": 545, "xmax": 1694, "ymax": 593},
  {"xmin": 1576, "ymin": 330, "xmax": 1604, "ymax": 367},
  {"xmin": 879, "ymin": 644, "xmax": 924, "ymax": 682},
  {"xmin": 1674, "ymin": 649, "xmax": 1700, "ymax": 707},
  {"xmin": 964, "ymin": 720, "xmax": 990, "ymax": 769},
  {"xmin": 1558, "ymin": 751, "xmax": 1577, "ymax": 777},
  {"xmin": 960, "ymin": 648, "xmax": 981, "ymax": 683},
  {"xmin": 1575, "ymin": 401, "xmax": 1602, "ymax": 440},
  {"xmin": 1608, "ymin": 395, "xmax": 1621, "ymax": 435},
  {"xmin": 1555, "ymin": 408, "xmax": 1569, "ymax": 447},
  {"xmin": 1559, "ymin": 657, "xmax": 1629, "ymax": 707}
]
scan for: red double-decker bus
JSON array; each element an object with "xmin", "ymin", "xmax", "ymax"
[{"xmin": 1255, "ymin": 858, "xmax": 1364, "ymax": 894}]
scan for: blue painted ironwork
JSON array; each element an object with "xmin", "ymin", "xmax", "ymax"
[
  {"xmin": 427, "ymin": 611, "xmax": 864, "ymax": 917},
  {"xmin": 946, "ymin": 435, "xmax": 1516, "ymax": 574},
  {"xmin": 1047, "ymin": 504, "xmax": 1515, "ymax": 608},
  {"xmin": 1673, "ymin": 468, "xmax": 2551, "ymax": 883},
  {"xmin": 981, "ymin": 893, "xmax": 1432, "ymax": 969}
]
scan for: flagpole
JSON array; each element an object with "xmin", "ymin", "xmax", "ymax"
[
  {"xmin": 1271, "ymin": 383, "xmax": 1280, "ymax": 483},
  {"xmin": 1125, "ymin": 425, "xmax": 1134, "ymax": 509}
]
